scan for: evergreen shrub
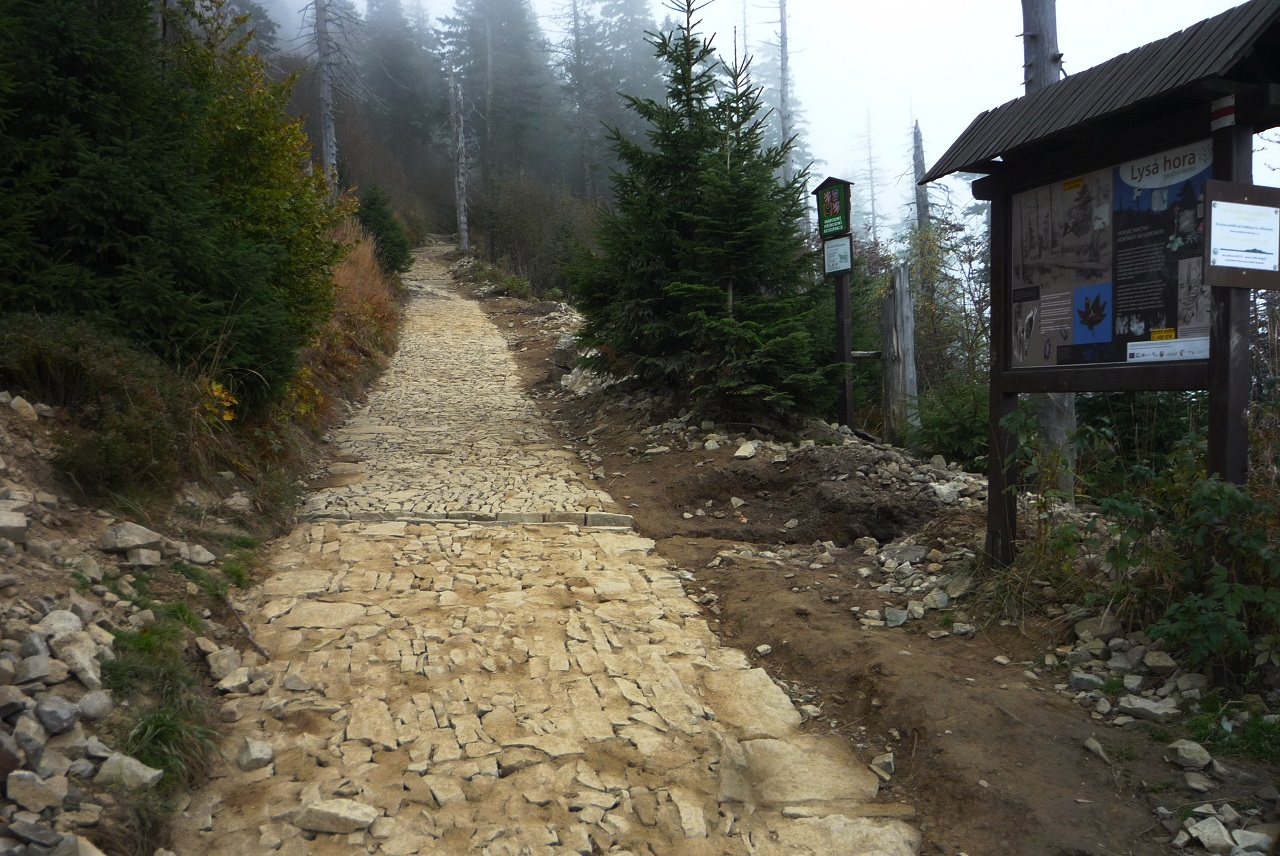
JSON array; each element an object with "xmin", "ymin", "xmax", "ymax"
[
  {"xmin": 907, "ymin": 380, "xmax": 989, "ymax": 470},
  {"xmin": 357, "ymin": 185, "xmax": 414, "ymax": 274},
  {"xmin": 568, "ymin": 1, "xmax": 828, "ymax": 423}
]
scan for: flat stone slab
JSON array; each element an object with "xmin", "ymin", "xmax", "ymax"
[
  {"xmin": 701, "ymin": 668, "xmax": 802, "ymax": 740},
  {"xmin": 726, "ymin": 737, "xmax": 880, "ymax": 806},
  {"xmin": 273, "ymin": 600, "xmax": 367, "ymax": 628},
  {"xmin": 761, "ymin": 814, "xmax": 922, "ymax": 856},
  {"xmin": 260, "ymin": 571, "xmax": 336, "ymax": 597},
  {"xmin": 98, "ymin": 522, "xmax": 162, "ymax": 552}
]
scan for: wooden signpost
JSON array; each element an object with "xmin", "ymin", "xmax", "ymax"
[{"xmin": 814, "ymin": 177, "xmax": 857, "ymax": 428}]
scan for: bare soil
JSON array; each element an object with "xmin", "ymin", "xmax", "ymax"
[{"xmin": 476, "ymin": 290, "xmax": 1280, "ymax": 856}]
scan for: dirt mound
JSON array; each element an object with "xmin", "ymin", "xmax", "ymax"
[{"xmin": 654, "ymin": 448, "xmax": 941, "ymax": 545}]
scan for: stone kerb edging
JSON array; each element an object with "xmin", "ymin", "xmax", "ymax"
[{"xmin": 297, "ymin": 509, "xmax": 635, "ymax": 528}]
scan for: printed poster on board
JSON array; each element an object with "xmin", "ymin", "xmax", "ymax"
[{"xmin": 1010, "ymin": 140, "xmax": 1213, "ymax": 368}]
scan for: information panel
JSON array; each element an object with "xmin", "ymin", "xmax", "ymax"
[
  {"xmin": 1203, "ymin": 180, "xmax": 1280, "ymax": 289},
  {"xmin": 823, "ymin": 236, "xmax": 852, "ymax": 274},
  {"xmin": 1010, "ymin": 140, "xmax": 1213, "ymax": 369}
]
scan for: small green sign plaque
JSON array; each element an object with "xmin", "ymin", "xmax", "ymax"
[{"xmin": 813, "ymin": 176, "xmax": 853, "ymax": 239}]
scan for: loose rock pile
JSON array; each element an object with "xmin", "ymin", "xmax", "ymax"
[
  {"xmin": 1145, "ymin": 737, "xmax": 1278, "ymax": 852},
  {"xmin": 0, "ymin": 391, "xmax": 251, "ymax": 855},
  {"xmin": 1054, "ymin": 614, "xmax": 1201, "ymax": 726}
]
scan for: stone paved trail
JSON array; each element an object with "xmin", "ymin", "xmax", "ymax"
[{"xmin": 172, "ymin": 244, "xmax": 920, "ymax": 856}]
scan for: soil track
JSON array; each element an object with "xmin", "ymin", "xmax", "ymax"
[{"xmin": 476, "ymin": 287, "xmax": 1280, "ymax": 856}]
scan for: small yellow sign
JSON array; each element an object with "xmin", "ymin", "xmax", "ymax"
[
  {"xmin": 1063, "ymin": 178, "xmax": 1083, "ymax": 192},
  {"xmin": 1151, "ymin": 328, "xmax": 1176, "ymax": 341}
]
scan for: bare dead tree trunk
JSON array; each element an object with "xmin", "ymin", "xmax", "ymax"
[
  {"xmin": 1022, "ymin": 0, "xmax": 1075, "ymax": 501},
  {"xmin": 912, "ymin": 121, "xmax": 930, "ymax": 231},
  {"xmin": 569, "ymin": 0, "xmax": 592, "ymax": 198},
  {"xmin": 1022, "ymin": 0, "xmax": 1063, "ymax": 92},
  {"xmin": 482, "ymin": 8, "xmax": 496, "ymax": 261},
  {"xmin": 865, "ymin": 113, "xmax": 879, "ymax": 244},
  {"xmin": 449, "ymin": 61, "xmax": 470, "ymax": 253},
  {"xmin": 778, "ymin": 0, "xmax": 792, "ymax": 185},
  {"xmin": 315, "ymin": 0, "xmax": 339, "ymax": 200},
  {"xmin": 882, "ymin": 263, "xmax": 919, "ymax": 444}
]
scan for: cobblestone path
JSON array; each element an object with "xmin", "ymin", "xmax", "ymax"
[{"xmin": 172, "ymin": 244, "xmax": 920, "ymax": 856}]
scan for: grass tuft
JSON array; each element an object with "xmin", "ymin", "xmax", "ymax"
[{"xmin": 122, "ymin": 706, "xmax": 219, "ymax": 789}]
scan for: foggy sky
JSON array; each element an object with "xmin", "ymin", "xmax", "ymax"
[{"xmin": 299, "ymin": 0, "xmax": 1280, "ymax": 232}]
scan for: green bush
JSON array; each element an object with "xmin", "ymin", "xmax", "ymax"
[
  {"xmin": 1074, "ymin": 391, "xmax": 1205, "ymax": 497},
  {"xmin": 0, "ymin": 314, "xmax": 199, "ymax": 496},
  {"xmin": 1099, "ymin": 437, "xmax": 1280, "ymax": 683},
  {"xmin": 907, "ymin": 379, "xmax": 989, "ymax": 470},
  {"xmin": 356, "ymin": 185, "xmax": 413, "ymax": 274}
]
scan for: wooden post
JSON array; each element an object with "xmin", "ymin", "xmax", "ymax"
[
  {"xmin": 834, "ymin": 270, "xmax": 855, "ymax": 427},
  {"xmin": 1208, "ymin": 119, "xmax": 1254, "ymax": 484},
  {"xmin": 882, "ymin": 264, "xmax": 919, "ymax": 443},
  {"xmin": 986, "ymin": 194, "xmax": 1018, "ymax": 567}
]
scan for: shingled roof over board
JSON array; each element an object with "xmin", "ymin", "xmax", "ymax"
[{"xmin": 924, "ymin": 0, "xmax": 1280, "ymax": 184}]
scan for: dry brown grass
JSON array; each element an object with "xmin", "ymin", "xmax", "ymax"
[{"xmin": 295, "ymin": 219, "xmax": 403, "ymax": 417}]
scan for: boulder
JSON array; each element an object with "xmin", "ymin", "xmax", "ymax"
[
  {"xmin": 78, "ymin": 691, "xmax": 113, "ymax": 721},
  {"xmin": 6, "ymin": 770, "xmax": 63, "ymax": 812},
  {"xmin": 0, "ymin": 513, "xmax": 27, "ymax": 544},
  {"xmin": 8, "ymin": 397, "xmax": 38, "ymax": 423},
  {"xmin": 922, "ymin": 589, "xmax": 949, "ymax": 610},
  {"xmin": 95, "ymin": 753, "xmax": 163, "ymax": 790},
  {"xmin": 1143, "ymin": 650, "xmax": 1178, "ymax": 674},
  {"xmin": 932, "ymin": 483, "xmax": 960, "ymax": 504},
  {"xmin": 0, "ymin": 733, "xmax": 24, "ymax": 780},
  {"xmin": 1068, "ymin": 671, "xmax": 1105, "ymax": 691},
  {"xmin": 98, "ymin": 522, "xmax": 163, "ymax": 553},
  {"xmin": 293, "ymin": 799, "xmax": 380, "ymax": 834},
  {"xmin": 206, "ymin": 648, "xmax": 242, "ymax": 681},
  {"xmin": 1188, "ymin": 816, "xmax": 1234, "ymax": 854},
  {"xmin": 1117, "ymin": 695, "xmax": 1180, "ymax": 723},
  {"xmin": 1074, "ymin": 614, "xmax": 1122, "ymax": 642},
  {"xmin": 49, "ymin": 632, "xmax": 102, "ymax": 691},
  {"xmin": 34, "ymin": 695, "xmax": 80, "ymax": 735},
  {"xmin": 237, "ymin": 738, "xmax": 274, "ymax": 772},
  {"xmin": 215, "ymin": 667, "xmax": 252, "ymax": 694},
  {"xmin": 1166, "ymin": 739, "xmax": 1212, "ymax": 770},
  {"xmin": 0, "ymin": 685, "xmax": 29, "ymax": 718},
  {"xmin": 35, "ymin": 611, "xmax": 82, "ymax": 638}
]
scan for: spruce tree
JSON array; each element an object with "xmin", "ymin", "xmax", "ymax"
[{"xmin": 569, "ymin": 0, "xmax": 827, "ymax": 422}]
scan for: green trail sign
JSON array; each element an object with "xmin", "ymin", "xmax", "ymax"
[{"xmin": 813, "ymin": 176, "xmax": 853, "ymax": 239}]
